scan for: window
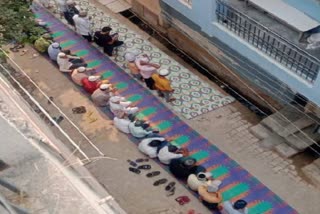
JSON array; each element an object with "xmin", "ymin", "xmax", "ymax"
[{"xmin": 215, "ymin": 0, "xmax": 320, "ymax": 83}]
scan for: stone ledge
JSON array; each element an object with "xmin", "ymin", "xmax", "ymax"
[{"xmin": 301, "ymin": 159, "xmax": 320, "ymax": 189}]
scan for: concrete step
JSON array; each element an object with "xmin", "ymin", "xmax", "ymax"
[
  {"xmin": 274, "ymin": 143, "xmax": 299, "ymax": 158},
  {"xmin": 285, "ymin": 126, "xmax": 320, "ymax": 151},
  {"xmin": 260, "ymin": 133, "xmax": 285, "ymax": 149},
  {"xmin": 302, "ymin": 158, "xmax": 320, "ymax": 189},
  {"xmin": 278, "ymin": 117, "xmax": 315, "ymax": 137},
  {"xmin": 261, "ymin": 105, "xmax": 305, "ymax": 136},
  {"xmin": 249, "ymin": 124, "xmax": 273, "ymax": 139}
]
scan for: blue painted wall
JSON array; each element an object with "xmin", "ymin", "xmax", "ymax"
[
  {"xmin": 162, "ymin": 0, "xmax": 320, "ymax": 106},
  {"xmin": 284, "ymin": 0, "xmax": 320, "ymax": 22}
]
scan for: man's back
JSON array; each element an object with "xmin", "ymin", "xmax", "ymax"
[
  {"xmin": 73, "ymin": 15, "xmax": 90, "ymax": 35},
  {"xmin": 91, "ymin": 89, "xmax": 110, "ymax": 106},
  {"xmin": 81, "ymin": 78, "xmax": 98, "ymax": 94},
  {"xmin": 158, "ymin": 146, "xmax": 183, "ymax": 164},
  {"xmin": 48, "ymin": 45, "xmax": 60, "ymax": 61},
  {"xmin": 94, "ymin": 31, "xmax": 111, "ymax": 47},
  {"xmin": 71, "ymin": 70, "xmax": 87, "ymax": 86},
  {"xmin": 152, "ymin": 74, "xmax": 172, "ymax": 91}
]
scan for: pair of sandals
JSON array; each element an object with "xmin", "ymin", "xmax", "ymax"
[
  {"xmin": 152, "ymin": 179, "xmax": 176, "ymax": 197},
  {"xmin": 129, "ymin": 162, "xmax": 151, "ymax": 174},
  {"xmin": 72, "ymin": 106, "xmax": 86, "ymax": 114},
  {"xmin": 51, "ymin": 116, "xmax": 64, "ymax": 125},
  {"xmin": 165, "ymin": 181, "xmax": 176, "ymax": 197},
  {"xmin": 10, "ymin": 44, "xmax": 25, "ymax": 53},
  {"xmin": 127, "ymin": 158, "xmax": 149, "ymax": 167},
  {"xmin": 175, "ymin": 196, "xmax": 190, "ymax": 205}
]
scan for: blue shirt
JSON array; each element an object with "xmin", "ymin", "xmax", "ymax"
[{"xmin": 48, "ymin": 45, "xmax": 60, "ymax": 61}]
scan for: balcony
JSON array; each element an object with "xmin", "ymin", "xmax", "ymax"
[{"xmin": 216, "ymin": 0, "xmax": 320, "ymax": 83}]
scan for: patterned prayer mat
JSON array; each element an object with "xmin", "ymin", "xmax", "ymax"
[{"xmin": 46, "ymin": 0, "xmax": 235, "ymax": 119}]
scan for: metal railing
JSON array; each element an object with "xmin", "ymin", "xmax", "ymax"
[{"xmin": 216, "ymin": 0, "xmax": 320, "ymax": 83}]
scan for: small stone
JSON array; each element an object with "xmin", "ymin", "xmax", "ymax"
[
  {"xmin": 282, "ymin": 168, "xmax": 290, "ymax": 173},
  {"xmin": 290, "ymin": 170, "xmax": 298, "ymax": 176},
  {"xmin": 273, "ymin": 166, "xmax": 283, "ymax": 172},
  {"xmin": 294, "ymin": 176, "xmax": 302, "ymax": 182},
  {"xmin": 288, "ymin": 165, "xmax": 295, "ymax": 170}
]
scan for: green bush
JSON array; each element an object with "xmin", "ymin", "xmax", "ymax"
[{"xmin": 0, "ymin": 0, "xmax": 46, "ymax": 45}]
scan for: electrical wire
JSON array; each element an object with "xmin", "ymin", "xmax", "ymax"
[
  {"xmin": 0, "ymin": 64, "xmax": 91, "ymax": 160},
  {"xmin": 0, "ymin": 49, "xmax": 105, "ymax": 157},
  {"xmin": 131, "ymin": 10, "xmax": 320, "ymax": 154},
  {"xmin": 22, "ymin": 2, "xmax": 320, "ymax": 155}
]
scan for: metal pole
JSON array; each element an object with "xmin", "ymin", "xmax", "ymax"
[
  {"xmin": 0, "ymin": 179, "xmax": 27, "ymax": 197},
  {"xmin": 0, "ymin": 193, "xmax": 18, "ymax": 214}
]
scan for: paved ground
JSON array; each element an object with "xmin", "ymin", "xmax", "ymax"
[{"xmin": 3, "ymin": 1, "xmax": 320, "ymax": 213}]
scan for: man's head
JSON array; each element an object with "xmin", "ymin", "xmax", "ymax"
[
  {"xmin": 88, "ymin": 75, "xmax": 100, "ymax": 82},
  {"xmin": 158, "ymin": 69, "xmax": 169, "ymax": 77},
  {"xmin": 149, "ymin": 140, "xmax": 162, "ymax": 147},
  {"xmin": 168, "ymin": 145, "xmax": 179, "ymax": 153},
  {"xmin": 139, "ymin": 55, "xmax": 150, "ymax": 63},
  {"xmin": 128, "ymin": 114, "xmax": 136, "ymax": 122},
  {"xmin": 134, "ymin": 120, "xmax": 149, "ymax": 129},
  {"xmin": 141, "ymin": 122, "xmax": 150, "ymax": 129},
  {"xmin": 77, "ymin": 67, "xmax": 86, "ymax": 73},
  {"xmin": 233, "ymin": 200, "xmax": 247, "ymax": 210},
  {"xmin": 58, "ymin": 52, "xmax": 67, "ymax": 58},
  {"xmin": 66, "ymin": 0, "xmax": 75, "ymax": 6},
  {"xmin": 197, "ymin": 172, "xmax": 211, "ymax": 181},
  {"xmin": 79, "ymin": 11, "xmax": 88, "ymax": 17},
  {"xmin": 182, "ymin": 157, "xmax": 196, "ymax": 168},
  {"xmin": 102, "ymin": 26, "xmax": 112, "ymax": 34},
  {"xmin": 124, "ymin": 52, "xmax": 136, "ymax": 62},
  {"xmin": 134, "ymin": 120, "xmax": 144, "ymax": 127},
  {"xmin": 52, "ymin": 42, "xmax": 60, "ymax": 49},
  {"xmin": 100, "ymin": 84, "xmax": 112, "ymax": 91}
]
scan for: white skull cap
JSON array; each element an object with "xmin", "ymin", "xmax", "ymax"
[
  {"xmin": 66, "ymin": 0, "xmax": 75, "ymax": 5},
  {"xmin": 88, "ymin": 75, "xmax": 100, "ymax": 82},
  {"xmin": 77, "ymin": 67, "xmax": 86, "ymax": 72},
  {"xmin": 58, "ymin": 52, "xmax": 66, "ymax": 57},
  {"xmin": 124, "ymin": 52, "xmax": 136, "ymax": 62},
  {"xmin": 158, "ymin": 69, "xmax": 169, "ymax": 76},
  {"xmin": 100, "ymin": 84, "xmax": 111, "ymax": 90},
  {"xmin": 52, "ymin": 42, "xmax": 60, "ymax": 48}
]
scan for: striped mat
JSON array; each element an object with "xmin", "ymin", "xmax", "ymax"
[{"xmin": 33, "ymin": 4, "xmax": 296, "ymax": 214}]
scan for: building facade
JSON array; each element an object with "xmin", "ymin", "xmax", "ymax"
[{"xmin": 126, "ymin": 0, "xmax": 320, "ymax": 110}]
